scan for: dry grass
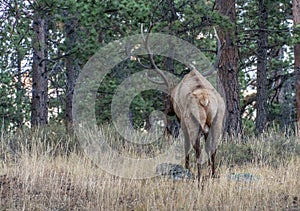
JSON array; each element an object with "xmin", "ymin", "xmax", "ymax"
[{"xmin": 0, "ymin": 127, "xmax": 299, "ymax": 210}]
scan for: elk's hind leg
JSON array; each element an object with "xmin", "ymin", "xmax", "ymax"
[
  {"xmin": 205, "ymin": 109, "xmax": 224, "ymax": 178},
  {"xmin": 181, "ymin": 122, "xmax": 191, "ymax": 171},
  {"xmin": 182, "ymin": 115, "xmax": 200, "ymax": 174},
  {"xmin": 185, "ymin": 154, "xmax": 190, "ymax": 171},
  {"xmin": 205, "ymin": 137, "xmax": 217, "ymax": 178},
  {"xmin": 210, "ymin": 150, "xmax": 217, "ymax": 178},
  {"xmin": 193, "ymin": 135, "xmax": 201, "ymax": 182}
]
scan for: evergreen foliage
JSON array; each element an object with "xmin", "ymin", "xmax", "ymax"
[{"xmin": 0, "ymin": 0, "xmax": 299, "ymax": 134}]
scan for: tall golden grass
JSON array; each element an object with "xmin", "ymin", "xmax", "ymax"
[{"xmin": 0, "ymin": 126, "xmax": 299, "ymax": 210}]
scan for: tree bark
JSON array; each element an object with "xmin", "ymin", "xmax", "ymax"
[
  {"xmin": 16, "ymin": 49, "xmax": 25, "ymax": 128},
  {"xmin": 65, "ymin": 18, "xmax": 77, "ymax": 132},
  {"xmin": 216, "ymin": 0, "xmax": 242, "ymax": 136},
  {"xmin": 293, "ymin": 0, "xmax": 300, "ymax": 135},
  {"xmin": 255, "ymin": 0, "xmax": 268, "ymax": 135},
  {"xmin": 31, "ymin": 6, "xmax": 48, "ymax": 127}
]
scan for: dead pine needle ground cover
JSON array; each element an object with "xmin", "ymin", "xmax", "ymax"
[{"xmin": 0, "ymin": 127, "xmax": 299, "ymax": 210}]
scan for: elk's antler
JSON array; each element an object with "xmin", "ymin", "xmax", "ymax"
[
  {"xmin": 140, "ymin": 24, "xmax": 171, "ymax": 90},
  {"xmin": 213, "ymin": 27, "xmax": 221, "ymax": 69},
  {"xmin": 139, "ymin": 24, "xmax": 226, "ymax": 183},
  {"xmin": 203, "ymin": 27, "xmax": 222, "ymax": 77}
]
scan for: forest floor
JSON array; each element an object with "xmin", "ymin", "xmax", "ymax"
[{"xmin": 0, "ymin": 128, "xmax": 299, "ymax": 210}]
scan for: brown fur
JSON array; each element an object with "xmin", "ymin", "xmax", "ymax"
[
  {"xmin": 140, "ymin": 25, "xmax": 224, "ymax": 180},
  {"xmin": 170, "ymin": 69, "xmax": 225, "ymax": 180}
]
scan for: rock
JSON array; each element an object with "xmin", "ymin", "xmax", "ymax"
[
  {"xmin": 227, "ymin": 173, "xmax": 260, "ymax": 182},
  {"xmin": 156, "ymin": 163, "xmax": 193, "ymax": 180}
]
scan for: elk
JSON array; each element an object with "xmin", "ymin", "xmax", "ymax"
[
  {"xmin": 170, "ymin": 69, "xmax": 225, "ymax": 179},
  {"xmin": 140, "ymin": 25, "xmax": 226, "ymax": 180}
]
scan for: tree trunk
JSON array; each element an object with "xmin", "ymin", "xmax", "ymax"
[
  {"xmin": 16, "ymin": 49, "xmax": 25, "ymax": 128},
  {"xmin": 31, "ymin": 7, "xmax": 48, "ymax": 127},
  {"xmin": 293, "ymin": 0, "xmax": 300, "ymax": 135},
  {"xmin": 65, "ymin": 18, "xmax": 77, "ymax": 132},
  {"xmin": 255, "ymin": 0, "xmax": 268, "ymax": 135},
  {"xmin": 216, "ymin": 0, "xmax": 242, "ymax": 136}
]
